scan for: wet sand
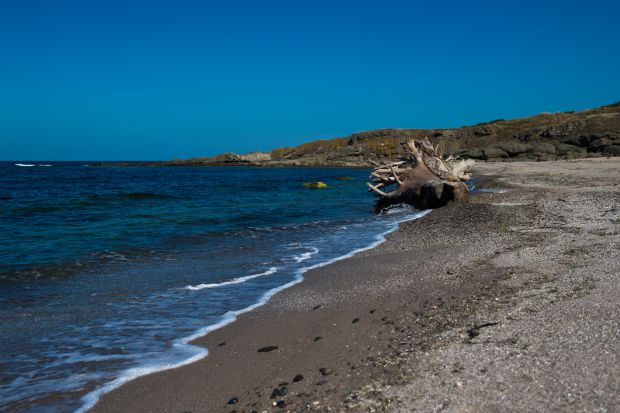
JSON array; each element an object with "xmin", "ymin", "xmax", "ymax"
[{"xmin": 91, "ymin": 158, "xmax": 620, "ymax": 413}]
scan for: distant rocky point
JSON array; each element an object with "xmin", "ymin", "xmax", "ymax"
[{"xmin": 103, "ymin": 101, "xmax": 620, "ymax": 167}]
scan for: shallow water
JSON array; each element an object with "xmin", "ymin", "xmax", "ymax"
[{"xmin": 0, "ymin": 162, "xmax": 426, "ymax": 412}]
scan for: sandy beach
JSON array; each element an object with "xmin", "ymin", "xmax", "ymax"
[{"xmin": 91, "ymin": 158, "xmax": 620, "ymax": 413}]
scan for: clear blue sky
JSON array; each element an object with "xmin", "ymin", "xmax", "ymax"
[{"xmin": 1, "ymin": 0, "xmax": 619, "ymax": 160}]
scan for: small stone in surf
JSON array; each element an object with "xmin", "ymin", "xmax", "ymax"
[
  {"xmin": 257, "ymin": 345, "xmax": 278, "ymax": 352},
  {"xmin": 227, "ymin": 397, "xmax": 239, "ymax": 405},
  {"xmin": 319, "ymin": 367, "xmax": 332, "ymax": 376},
  {"xmin": 218, "ymin": 342, "xmax": 226, "ymax": 347},
  {"xmin": 352, "ymin": 317, "xmax": 360, "ymax": 323},
  {"xmin": 313, "ymin": 336, "xmax": 322, "ymax": 342},
  {"xmin": 312, "ymin": 305, "xmax": 321, "ymax": 310},
  {"xmin": 293, "ymin": 374, "xmax": 304, "ymax": 382}
]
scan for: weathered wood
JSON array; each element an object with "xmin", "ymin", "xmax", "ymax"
[{"xmin": 368, "ymin": 139, "xmax": 474, "ymax": 212}]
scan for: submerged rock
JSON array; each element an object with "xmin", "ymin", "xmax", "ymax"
[{"xmin": 302, "ymin": 181, "xmax": 328, "ymax": 189}]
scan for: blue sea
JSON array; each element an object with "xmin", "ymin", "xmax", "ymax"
[{"xmin": 0, "ymin": 162, "xmax": 428, "ymax": 412}]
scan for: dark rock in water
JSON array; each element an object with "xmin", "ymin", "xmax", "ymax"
[
  {"xmin": 319, "ymin": 367, "xmax": 332, "ymax": 376},
  {"xmin": 313, "ymin": 336, "xmax": 322, "ymax": 342},
  {"xmin": 352, "ymin": 317, "xmax": 360, "ymax": 324},
  {"xmin": 369, "ymin": 309, "xmax": 376, "ymax": 314},
  {"xmin": 312, "ymin": 305, "xmax": 321, "ymax": 310},
  {"xmin": 275, "ymin": 400, "xmax": 286, "ymax": 408},
  {"xmin": 257, "ymin": 345, "xmax": 279, "ymax": 353},
  {"xmin": 218, "ymin": 342, "xmax": 226, "ymax": 347},
  {"xmin": 293, "ymin": 374, "xmax": 304, "ymax": 382},
  {"xmin": 317, "ymin": 379, "xmax": 328, "ymax": 385},
  {"xmin": 227, "ymin": 397, "xmax": 239, "ymax": 405}
]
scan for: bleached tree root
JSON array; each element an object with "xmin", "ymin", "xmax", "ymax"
[{"xmin": 367, "ymin": 140, "xmax": 474, "ymax": 212}]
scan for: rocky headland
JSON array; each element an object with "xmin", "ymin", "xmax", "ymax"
[{"xmin": 141, "ymin": 101, "xmax": 620, "ymax": 167}]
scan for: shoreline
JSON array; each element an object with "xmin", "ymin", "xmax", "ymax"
[
  {"xmin": 77, "ymin": 208, "xmax": 432, "ymax": 413},
  {"xmin": 90, "ymin": 158, "xmax": 619, "ymax": 412}
]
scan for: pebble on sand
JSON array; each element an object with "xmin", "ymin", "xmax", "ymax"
[
  {"xmin": 271, "ymin": 385, "xmax": 288, "ymax": 398},
  {"xmin": 227, "ymin": 397, "xmax": 238, "ymax": 405},
  {"xmin": 293, "ymin": 374, "xmax": 304, "ymax": 382},
  {"xmin": 257, "ymin": 345, "xmax": 279, "ymax": 352}
]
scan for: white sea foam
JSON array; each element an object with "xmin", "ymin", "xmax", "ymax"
[
  {"xmin": 76, "ymin": 209, "xmax": 431, "ymax": 413},
  {"xmin": 292, "ymin": 246, "xmax": 319, "ymax": 263},
  {"xmin": 477, "ymin": 188, "xmax": 508, "ymax": 194},
  {"xmin": 185, "ymin": 267, "xmax": 278, "ymax": 290},
  {"xmin": 14, "ymin": 163, "xmax": 36, "ymax": 167}
]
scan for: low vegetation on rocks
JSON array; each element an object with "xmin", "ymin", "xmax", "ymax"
[{"xmin": 157, "ymin": 101, "xmax": 620, "ymax": 167}]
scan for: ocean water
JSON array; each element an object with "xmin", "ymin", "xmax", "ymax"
[{"xmin": 0, "ymin": 162, "xmax": 428, "ymax": 412}]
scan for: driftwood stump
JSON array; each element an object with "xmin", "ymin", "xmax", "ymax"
[{"xmin": 367, "ymin": 140, "xmax": 474, "ymax": 211}]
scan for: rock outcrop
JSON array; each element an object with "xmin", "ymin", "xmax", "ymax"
[{"xmin": 136, "ymin": 101, "xmax": 620, "ymax": 167}]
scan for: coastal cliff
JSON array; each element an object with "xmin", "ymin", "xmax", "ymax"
[{"xmin": 157, "ymin": 101, "xmax": 620, "ymax": 167}]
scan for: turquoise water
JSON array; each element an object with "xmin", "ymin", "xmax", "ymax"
[{"xmin": 0, "ymin": 163, "xmax": 426, "ymax": 412}]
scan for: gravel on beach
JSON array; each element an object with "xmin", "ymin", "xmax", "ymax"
[{"xmin": 91, "ymin": 158, "xmax": 620, "ymax": 413}]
